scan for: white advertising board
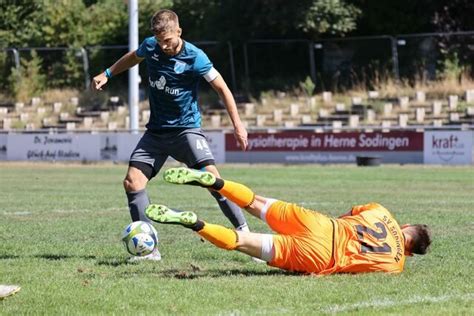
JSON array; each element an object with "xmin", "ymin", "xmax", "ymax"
[
  {"xmin": 0, "ymin": 134, "xmax": 6, "ymax": 160},
  {"xmin": 2, "ymin": 132, "xmax": 226, "ymax": 162},
  {"xmin": 109, "ymin": 133, "xmax": 142, "ymax": 161},
  {"xmin": 205, "ymin": 132, "xmax": 225, "ymax": 163},
  {"xmin": 423, "ymin": 131, "xmax": 473, "ymax": 164},
  {"xmin": 7, "ymin": 134, "xmax": 100, "ymax": 161}
]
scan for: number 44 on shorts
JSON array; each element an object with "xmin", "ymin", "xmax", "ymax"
[{"xmin": 196, "ymin": 139, "xmax": 209, "ymax": 151}]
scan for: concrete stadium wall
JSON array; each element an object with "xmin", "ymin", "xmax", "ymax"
[{"xmin": 0, "ymin": 130, "xmax": 472, "ymax": 165}]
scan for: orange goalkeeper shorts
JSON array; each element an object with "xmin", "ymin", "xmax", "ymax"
[{"xmin": 265, "ymin": 200, "xmax": 335, "ymax": 274}]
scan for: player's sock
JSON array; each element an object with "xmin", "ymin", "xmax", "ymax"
[
  {"xmin": 126, "ymin": 189, "xmax": 151, "ymax": 222},
  {"xmin": 196, "ymin": 222, "xmax": 238, "ymax": 250},
  {"xmin": 209, "ymin": 190, "xmax": 248, "ymax": 229},
  {"xmin": 216, "ymin": 180, "xmax": 255, "ymax": 208}
]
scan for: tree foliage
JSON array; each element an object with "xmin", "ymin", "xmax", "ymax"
[
  {"xmin": 299, "ymin": 0, "xmax": 361, "ymax": 37},
  {"xmin": 173, "ymin": 0, "xmax": 361, "ymax": 41},
  {"xmin": 2, "ymin": 0, "xmax": 473, "ymax": 47},
  {"xmin": 0, "ymin": 0, "xmax": 171, "ymax": 47},
  {"xmin": 1, "ymin": 0, "xmax": 363, "ymax": 48},
  {"xmin": 9, "ymin": 50, "xmax": 46, "ymax": 101},
  {"xmin": 1, "ymin": 0, "xmax": 473, "ymax": 98},
  {"xmin": 0, "ymin": 0, "xmax": 44, "ymax": 47}
]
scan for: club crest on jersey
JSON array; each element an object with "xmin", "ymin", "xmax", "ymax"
[{"xmin": 174, "ymin": 61, "xmax": 186, "ymax": 74}]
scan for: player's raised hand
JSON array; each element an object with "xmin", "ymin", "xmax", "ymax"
[
  {"xmin": 234, "ymin": 124, "xmax": 248, "ymax": 151},
  {"xmin": 91, "ymin": 72, "xmax": 108, "ymax": 91}
]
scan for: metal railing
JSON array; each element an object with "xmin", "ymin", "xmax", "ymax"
[{"xmin": 1, "ymin": 31, "xmax": 473, "ymax": 94}]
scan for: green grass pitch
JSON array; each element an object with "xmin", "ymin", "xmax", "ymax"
[{"xmin": 0, "ymin": 163, "xmax": 473, "ymax": 314}]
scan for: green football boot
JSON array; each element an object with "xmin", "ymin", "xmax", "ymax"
[
  {"xmin": 145, "ymin": 204, "xmax": 197, "ymax": 227},
  {"xmin": 163, "ymin": 167, "xmax": 216, "ymax": 187}
]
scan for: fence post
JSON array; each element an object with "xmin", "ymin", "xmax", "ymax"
[
  {"xmin": 226, "ymin": 41, "xmax": 237, "ymax": 92},
  {"xmin": 128, "ymin": 0, "xmax": 140, "ymax": 134},
  {"xmin": 390, "ymin": 36, "xmax": 400, "ymax": 83},
  {"xmin": 308, "ymin": 41, "xmax": 316, "ymax": 86},
  {"xmin": 11, "ymin": 48, "xmax": 20, "ymax": 70},
  {"xmin": 243, "ymin": 43, "xmax": 250, "ymax": 89},
  {"xmin": 80, "ymin": 47, "xmax": 90, "ymax": 90}
]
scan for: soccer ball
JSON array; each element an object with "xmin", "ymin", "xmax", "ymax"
[{"xmin": 121, "ymin": 221, "xmax": 159, "ymax": 256}]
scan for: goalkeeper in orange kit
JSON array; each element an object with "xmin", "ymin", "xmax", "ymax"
[{"xmin": 145, "ymin": 167, "xmax": 432, "ymax": 274}]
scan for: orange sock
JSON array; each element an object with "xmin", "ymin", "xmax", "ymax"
[
  {"xmin": 197, "ymin": 222, "xmax": 238, "ymax": 250},
  {"xmin": 218, "ymin": 180, "xmax": 255, "ymax": 208}
]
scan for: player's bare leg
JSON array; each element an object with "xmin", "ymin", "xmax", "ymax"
[{"xmin": 145, "ymin": 204, "xmax": 272, "ymax": 261}]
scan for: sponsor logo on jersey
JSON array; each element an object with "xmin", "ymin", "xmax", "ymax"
[
  {"xmin": 174, "ymin": 60, "xmax": 186, "ymax": 74},
  {"xmin": 151, "ymin": 53, "xmax": 159, "ymax": 61},
  {"xmin": 149, "ymin": 76, "xmax": 181, "ymax": 96}
]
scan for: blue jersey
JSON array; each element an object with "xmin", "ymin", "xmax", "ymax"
[{"xmin": 136, "ymin": 37, "xmax": 213, "ymax": 130}]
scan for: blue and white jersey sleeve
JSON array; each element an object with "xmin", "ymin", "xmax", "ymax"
[
  {"xmin": 193, "ymin": 50, "xmax": 219, "ymax": 82},
  {"xmin": 135, "ymin": 37, "xmax": 155, "ymax": 58}
]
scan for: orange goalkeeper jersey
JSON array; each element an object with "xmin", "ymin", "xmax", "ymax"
[{"xmin": 328, "ymin": 203, "xmax": 406, "ymax": 274}]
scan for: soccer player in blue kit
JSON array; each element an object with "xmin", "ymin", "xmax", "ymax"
[{"xmin": 92, "ymin": 9, "xmax": 250, "ymax": 260}]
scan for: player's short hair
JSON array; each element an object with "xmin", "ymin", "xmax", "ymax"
[
  {"xmin": 411, "ymin": 224, "xmax": 432, "ymax": 255},
  {"xmin": 150, "ymin": 9, "xmax": 179, "ymax": 34}
]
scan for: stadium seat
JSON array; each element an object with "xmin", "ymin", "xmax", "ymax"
[
  {"xmin": 399, "ymin": 96, "xmax": 410, "ymax": 110},
  {"xmin": 322, "ymin": 91, "xmax": 332, "ymax": 103},
  {"xmin": 416, "ymin": 91, "xmax": 426, "ymax": 103},
  {"xmin": 416, "ymin": 108, "xmax": 425, "ymax": 123},
  {"xmin": 448, "ymin": 95, "xmax": 458, "ymax": 110}
]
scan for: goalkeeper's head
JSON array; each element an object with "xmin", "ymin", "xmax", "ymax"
[{"xmin": 402, "ymin": 224, "xmax": 432, "ymax": 256}]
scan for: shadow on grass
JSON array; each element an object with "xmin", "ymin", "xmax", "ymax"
[
  {"xmin": 0, "ymin": 253, "xmax": 99, "ymax": 261},
  {"xmin": 1, "ymin": 252, "xmax": 137, "ymax": 266},
  {"xmin": 0, "ymin": 254, "xmax": 20, "ymax": 260},
  {"xmin": 140, "ymin": 268, "xmax": 297, "ymax": 279},
  {"xmin": 96, "ymin": 258, "xmax": 134, "ymax": 267},
  {"xmin": 34, "ymin": 254, "xmax": 98, "ymax": 261}
]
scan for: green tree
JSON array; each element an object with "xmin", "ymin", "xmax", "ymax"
[
  {"xmin": 172, "ymin": 0, "xmax": 361, "ymax": 42},
  {"xmin": 299, "ymin": 0, "xmax": 361, "ymax": 37},
  {"xmin": 9, "ymin": 50, "xmax": 46, "ymax": 102},
  {"xmin": 0, "ymin": 0, "xmax": 43, "ymax": 47}
]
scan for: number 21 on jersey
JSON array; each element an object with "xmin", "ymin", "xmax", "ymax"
[{"xmin": 355, "ymin": 222, "xmax": 392, "ymax": 254}]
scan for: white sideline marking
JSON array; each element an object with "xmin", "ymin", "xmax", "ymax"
[
  {"xmin": 1, "ymin": 208, "xmax": 124, "ymax": 216},
  {"xmin": 323, "ymin": 293, "xmax": 474, "ymax": 313},
  {"xmin": 5, "ymin": 211, "xmax": 31, "ymax": 216}
]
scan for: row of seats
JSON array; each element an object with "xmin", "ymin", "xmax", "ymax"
[
  {"xmin": 204, "ymin": 90, "xmax": 474, "ymax": 129},
  {"xmin": 1, "ymin": 90, "xmax": 474, "ymax": 131}
]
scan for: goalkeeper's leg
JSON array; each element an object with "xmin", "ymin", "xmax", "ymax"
[
  {"xmin": 145, "ymin": 204, "xmax": 274, "ymax": 261},
  {"xmin": 163, "ymin": 167, "xmax": 322, "ymax": 235},
  {"xmin": 163, "ymin": 167, "xmax": 273, "ymax": 220}
]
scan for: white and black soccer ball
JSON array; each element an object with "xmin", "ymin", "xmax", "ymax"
[{"xmin": 121, "ymin": 221, "xmax": 159, "ymax": 256}]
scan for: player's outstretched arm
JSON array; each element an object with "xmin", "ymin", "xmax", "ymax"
[
  {"xmin": 209, "ymin": 75, "xmax": 248, "ymax": 151},
  {"xmin": 91, "ymin": 51, "xmax": 144, "ymax": 91}
]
